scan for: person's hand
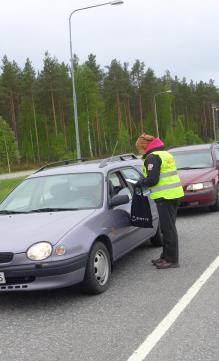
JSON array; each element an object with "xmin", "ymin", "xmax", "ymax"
[{"xmin": 135, "ymin": 179, "xmax": 144, "ymax": 188}]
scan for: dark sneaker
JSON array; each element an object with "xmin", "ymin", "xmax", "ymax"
[{"xmin": 156, "ymin": 260, "xmax": 180, "ymax": 269}]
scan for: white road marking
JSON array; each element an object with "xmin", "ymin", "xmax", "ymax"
[{"xmin": 127, "ymin": 255, "xmax": 219, "ymax": 361}]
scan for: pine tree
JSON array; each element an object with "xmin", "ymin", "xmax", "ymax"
[
  {"xmin": 20, "ymin": 58, "xmax": 40, "ymax": 161},
  {"xmin": 155, "ymin": 92, "xmax": 173, "ymax": 139},
  {"xmin": 1, "ymin": 53, "xmax": 219, "ymax": 166},
  {"xmin": 38, "ymin": 52, "xmax": 62, "ymax": 137},
  {"xmin": 131, "ymin": 60, "xmax": 145, "ymax": 132},
  {"xmin": 75, "ymin": 64, "xmax": 104, "ymax": 157},
  {"xmin": 164, "ymin": 127, "xmax": 177, "ymax": 147},
  {"xmin": 0, "ymin": 56, "xmax": 21, "ymax": 140},
  {"xmin": 0, "ymin": 116, "xmax": 20, "ymax": 171},
  {"xmin": 175, "ymin": 116, "xmax": 186, "ymax": 145},
  {"xmin": 103, "ymin": 59, "xmax": 131, "ymax": 149},
  {"xmin": 85, "ymin": 54, "xmax": 103, "ymax": 84}
]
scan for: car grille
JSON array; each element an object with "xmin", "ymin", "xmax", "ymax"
[
  {"xmin": 5, "ymin": 276, "xmax": 35, "ymax": 285},
  {"xmin": 0, "ymin": 276, "xmax": 35, "ymax": 291},
  {"xmin": 0, "ymin": 252, "xmax": 14, "ymax": 263}
]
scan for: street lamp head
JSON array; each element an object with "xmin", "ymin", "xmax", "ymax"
[
  {"xmin": 110, "ymin": 0, "xmax": 124, "ymax": 5},
  {"xmin": 154, "ymin": 89, "xmax": 172, "ymax": 97}
]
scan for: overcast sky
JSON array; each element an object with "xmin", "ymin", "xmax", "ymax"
[{"xmin": 1, "ymin": 0, "xmax": 219, "ymax": 86}]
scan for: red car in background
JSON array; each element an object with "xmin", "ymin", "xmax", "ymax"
[{"xmin": 169, "ymin": 143, "xmax": 219, "ymax": 211}]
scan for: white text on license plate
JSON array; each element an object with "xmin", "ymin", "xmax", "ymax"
[{"xmin": 0, "ymin": 272, "xmax": 6, "ymax": 284}]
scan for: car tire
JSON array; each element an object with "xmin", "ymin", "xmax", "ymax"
[
  {"xmin": 209, "ymin": 184, "xmax": 219, "ymax": 212},
  {"xmin": 150, "ymin": 224, "xmax": 163, "ymax": 247},
  {"xmin": 82, "ymin": 241, "xmax": 111, "ymax": 294}
]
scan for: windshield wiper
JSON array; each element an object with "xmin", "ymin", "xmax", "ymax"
[
  {"xmin": 27, "ymin": 208, "xmax": 79, "ymax": 213},
  {"xmin": 0, "ymin": 210, "xmax": 27, "ymax": 214}
]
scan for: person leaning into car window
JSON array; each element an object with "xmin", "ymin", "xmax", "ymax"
[{"xmin": 135, "ymin": 133, "xmax": 184, "ymax": 269}]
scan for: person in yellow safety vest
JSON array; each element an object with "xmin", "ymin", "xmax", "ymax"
[{"xmin": 135, "ymin": 133, "xmax": 184, "ymax": 269}]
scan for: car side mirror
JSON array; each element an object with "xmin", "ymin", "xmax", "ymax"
[{"xmin": 109, "ymin": 194, "xmax": 130, "ymax": 208}]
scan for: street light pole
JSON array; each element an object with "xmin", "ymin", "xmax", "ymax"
[
  {"xmin": 153, "ymin": 90, "xmax": 172, "ymax": 138},
  {"xmin": 153, "ymin": 95, "xmax": 159, "ymax": 138},
  {"xmin": 69, "ymin": 0, "xmax": 124, "ymax": 160},
  {"xmin": 216, "ymin": 108, "xmax": 219, "ymax": 140},
  {"xmin": 212, "ymin": 104, "xmax": 219, "ymax": 141},
  {"xmin": 212, "ymin": 106, "xmax": 216, "ymax": 141}
]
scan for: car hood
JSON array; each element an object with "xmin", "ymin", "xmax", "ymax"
[
  {"xmin": 178, "ymin": 168, "xmax": 217, "ymax": 187},
  {"xmin": 0, "ymin": 209, "xmax": 96, "ymax": 253}
]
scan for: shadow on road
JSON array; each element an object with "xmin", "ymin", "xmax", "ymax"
[{"xmin": 0, "ymin": 284, "xmax": 84, "ymax": 308}]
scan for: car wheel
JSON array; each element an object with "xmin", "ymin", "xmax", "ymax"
[
  {"xmin": 150, "ymin": 224, "xmax": 163, "ymax": 247},
  {"xmin": 83, "ymin": 241, "xmax": 111, "ymax": 294},
  {"xmin": 209, "ymin": 184, "xmax": 219, "ymax": 212}
]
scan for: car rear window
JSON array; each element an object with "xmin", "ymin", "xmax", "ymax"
[{"xmin": 170, "ymin": 150, "xmax": 213, "ymax": 169}]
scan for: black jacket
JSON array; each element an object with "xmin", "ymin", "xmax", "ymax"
[{"xmin": 139, "ymin": 147, "xmax": 164, "ymax": 188}]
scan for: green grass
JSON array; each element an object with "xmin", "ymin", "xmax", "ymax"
[{"xmin": 0, "ymin": 177, "xmax": 25, "ymax": 201}]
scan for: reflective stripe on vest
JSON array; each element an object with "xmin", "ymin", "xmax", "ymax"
[
  {"xmin": 150, "ymin": 182, "xmax": 182, "ymax": 193},
  {"xmin": 142, "ymin": 150, "xmax": 184, "ymax": 200},
  {"xmin": 159, "ymin": 170, "xmax": 178, "ymax": 179}
]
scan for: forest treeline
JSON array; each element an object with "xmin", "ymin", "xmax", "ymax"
[{"xmin": 0, "ymin": 52, "xmax": 219, "ymax": 168}]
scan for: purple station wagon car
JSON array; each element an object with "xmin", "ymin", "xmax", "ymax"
[{"xmin": 0, "ymin": 155, "xmax": 161, "ymax": 294}]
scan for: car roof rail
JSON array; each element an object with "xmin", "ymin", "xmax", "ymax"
[
  {"xmin": 167, "ymin": 145, "xmax": 186, "ymax": 150},
  {"xmin": 35, "ymin": 158, "xmax": 87, "ymax": 173},
  {"xmin": 99, "ymin": 153, "xmax": 138, "ymax": 168},
  {"xmin": 167, "ymin": 144, "xmax": 198, "ymax": 150}
]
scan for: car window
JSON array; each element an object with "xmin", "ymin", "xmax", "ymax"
[
  {"xmin": 121, "ymin": 168, "xmax": 141, "ymax": 191},
  {"xmin": 1, "ymin": 180, "xmax": 36, "ymax": 210},
  {"xmin": 134, "ymin": 165, "xmax": 143, "ymax": 174},
  {"xmin": 108, "ymin": 172, "xmax": 132, "ymax": 201},
  {"xmin": 171, "ymin": 150, "xmax": 213, "ymax": 169},
  {"xmin": 215, "ymin": 148, "xmax": 219, "ymax": 162},
  {"xmin": 0, "ymin": 173, "xmax": 103, "ymax": 212}
]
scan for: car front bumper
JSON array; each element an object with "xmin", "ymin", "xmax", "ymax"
[
  {"xmin": 0, "ymin": 254, "xmax": 88, "ymax": 292},
  {"xmin": 179, "ymin": 188, "xmax": 216, "ymax": 208}
]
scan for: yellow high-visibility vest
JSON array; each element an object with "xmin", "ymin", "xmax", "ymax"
[{"xmin": 142, "ymin": 150, "xmax": 184, "ymax": 200}]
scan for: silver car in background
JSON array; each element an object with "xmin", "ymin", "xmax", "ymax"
[{"xmin": 0, "ymin": 154, "xmax": 161, "ymax": 294}]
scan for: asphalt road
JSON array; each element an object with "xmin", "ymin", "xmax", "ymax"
[
  {"xmin": 0, "ymin": 170, "xmax": 35, "ymax": 180},
  {"xmin": 0, "ymin": 209, "xmax": 218, "ymax": 361}
]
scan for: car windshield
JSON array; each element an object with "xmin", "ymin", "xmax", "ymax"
[
  {"xmin": 0, "ymin": 173, "xmax": 103, "ymax": 213},
  {"xmin": 171, "ymin": 150, "xmax": 213, "ymax": 169}
]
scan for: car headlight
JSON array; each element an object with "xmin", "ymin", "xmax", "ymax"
[
  {"xmin": 27, "ymin": 242, "xmax": 52, "ymax": 261},
  {"xmin": 186, "ymin": 181, "xmax": 213, "ymax": 191}
]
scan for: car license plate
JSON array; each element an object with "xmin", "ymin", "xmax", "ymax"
[{"xmin": 0, "ymin": 272, "xmax": 6, "ymax": 284}]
